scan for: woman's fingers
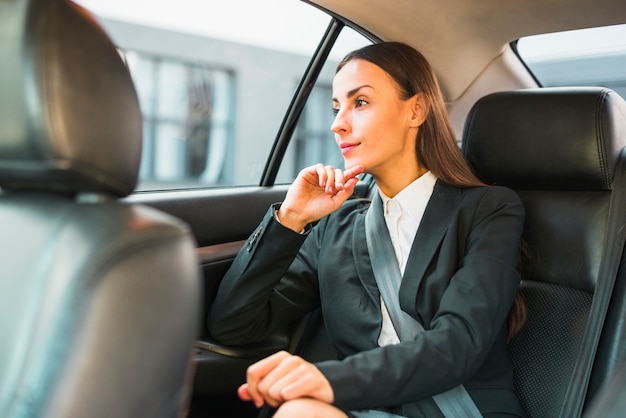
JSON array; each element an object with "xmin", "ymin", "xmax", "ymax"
[
  {"xmin": 306, "ymin": 163, "xmax": 364, "ymax": 195},
  {"xmin": 324, "ymin": 165, "xmax": 337, "ymax": 194},
  {"xmin": 330, "ymin": 165, "xmax": 365, "ymax": 193},
  {"xmin": 258, "ymin": 355, "xmax": 310, "ymax": 405},
  {"xmin": 245, "ymin": 351, "xmax": 291, "ymax": 408},
  {"xmin": 280, "ymin": 363, "xmax": 334, "ymax": 403},
  {"xmin": 254, "ymin": 354, "xmax": 308, "ymax": 407},
  {"xmin": 340, "ymin": 165, "xmax": 365, "ymax": 193},
  {"xmin": 344, "ymin": 164, "xmax": 365, "ymax": 181},
  {"xmin": 313, "ymin": 164, "xmax": 328, "ymax": 189},
  {"xmin": 335, "ymin": 168, "xmax": 347, "ymax": 190},
  {"xmin": 241, "ymin": 351, "xmax": 334, "ymax": 409},
  {"xmin": 238, "ymin": 383, "xmax": 252, "ymax": 401},
  {"xmin": 279, "ymin": 163, "xmax": 365, "ymax": 230},
  {"xmin": 323, "ymin": 164, "xmax": 364, "ymax": 194}
]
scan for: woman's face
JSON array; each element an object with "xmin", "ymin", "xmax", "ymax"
[{"xmin": 331, "ymin": 58, "xmax": 426, "ymax": 180}]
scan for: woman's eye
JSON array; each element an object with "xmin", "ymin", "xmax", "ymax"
[
  {"xmin": 332, "ymin": 107, "xmax": 339, "ymax": 116},
  {"xmin": 355, "ymin": 99, "xmax": 368, "ymax": 108}
]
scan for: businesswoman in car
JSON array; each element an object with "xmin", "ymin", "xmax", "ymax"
[{"xmin": 208, "ymin": 41, "xmax": 526, "ymax": 418}]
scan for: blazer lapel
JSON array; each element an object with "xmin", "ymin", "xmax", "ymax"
[{"xmin": 399, "ymin": 181, "xmax": 463, "ymax": 316}]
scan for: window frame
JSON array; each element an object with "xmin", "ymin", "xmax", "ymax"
[
  {"xmin": 511, "ymin": 25, "xmax": 626, "ymax": 98},
  {"xmin": 260, "ymin": 15, "xmax": 379, "ymax": 187}
]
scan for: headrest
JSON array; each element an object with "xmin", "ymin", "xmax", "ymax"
[
  {"xmin": 0, "ymin": 0, "xmax": 142, "ymax": 197},
  {"xmin": 462, "ymin": 87, "xmax": 626, "ymax": 191}
]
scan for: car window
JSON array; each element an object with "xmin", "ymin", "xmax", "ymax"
[
  {"xmin": 276, "ymin": 28, "xmax": 372, "ymax": 184},
  {"xmin": 515, "ymin": 23, "xmax": 626, "ymax": 98},
  {"xmin": 74, "ymin": 0, "xmax": 364, "ymax": 191}
]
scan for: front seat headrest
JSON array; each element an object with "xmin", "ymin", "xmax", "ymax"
[
  {"xmin": 0, "ymin": 0, "xmax": 142, "ymax": 197},
  {"xmin": 462, "ymin": 87, "xmax": 626, "ymax": 191}
]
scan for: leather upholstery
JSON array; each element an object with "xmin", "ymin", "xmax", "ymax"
[
  {"xmin": 463, "ymin": 87, "xmax": 626, "ymax": 191},
  {"xmin": 0, "ymin": 0, "xmax": 141, "ymax": 197},
  {"xmin": 0, "ymin": 1, "xmax": 201, "ymax": 417},
  {"xmin": 585, "ymin": 353, "xmax": 626, "ymax": 417},
  {"xmin": 462, "ymin": 87, "xmax": 626, "ymax": 417}
]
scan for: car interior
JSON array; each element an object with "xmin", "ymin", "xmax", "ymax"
[{"xmin": 1, "ymin": 0, "xmax": 625, "ymax": 417}]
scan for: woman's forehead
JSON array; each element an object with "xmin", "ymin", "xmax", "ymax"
[{"xmin": 332, "ymin": 59, "xmax": 397, "ymax": 96}]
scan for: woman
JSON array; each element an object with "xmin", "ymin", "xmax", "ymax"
[{"xmin": 208, "ymin": 42, "xmax": 526, "ymax": 418}]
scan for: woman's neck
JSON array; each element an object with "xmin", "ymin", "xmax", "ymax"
[{"xmin": 374, "ymin": 164, "xmax": 428, "ymax": 198}]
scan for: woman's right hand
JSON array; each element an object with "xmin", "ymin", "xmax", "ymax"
[
  {"xmin": 238, "ymin": 351, "xmax": 334, "ymax": 408},
  {"xmin": 277, "ymin": 164, "xmax": 364, "ymax": 232}
]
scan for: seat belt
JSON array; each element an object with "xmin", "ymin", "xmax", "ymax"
[
  {"xmin": 364, "ymin": 193, "xmax": 482, "ymax": 418},
  {"xmin": 560, "ymin": 148, "xmax": 626, "ymax": 418}
]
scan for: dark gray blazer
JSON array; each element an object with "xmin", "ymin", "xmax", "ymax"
[{"xmin": 209, "ymin": 181, "xmax": 526, "ymax": 417}]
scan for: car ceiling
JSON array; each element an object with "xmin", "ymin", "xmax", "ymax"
[{"xmin": 308, "ymin": 0, "xmax": 626, "ymax": 102}]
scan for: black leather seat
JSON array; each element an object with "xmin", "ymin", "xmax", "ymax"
[
  {"xmin": 584, "ymin": 356, "xmax": 626, "ymax": 418},
  {"xmin": 0, "ymin": 0, "xmax": 201, "ymax": 417},
  {"xmin": 462, "ymin": 87, "xmax": 626, "ymax": 417}
]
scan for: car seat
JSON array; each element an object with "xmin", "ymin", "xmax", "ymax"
[
  {"xmin": 0, "ymin": 0, "xmax": 201, "ymax": 417},
  {"xmin": 462, "ymin": 87, "xmax": 626, "ymax": 417}
]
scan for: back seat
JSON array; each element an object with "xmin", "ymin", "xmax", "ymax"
[{"xmin": 462, "ymin": 87, "xmax": 626, "ymax": 417}]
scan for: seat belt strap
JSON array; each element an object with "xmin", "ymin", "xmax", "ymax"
[
  {"xmin": 365, "ymin": 194, "xmax": 482, "ymax": 418},
  {"xmin": 560, "ymin": 147, "xmax": 626, "ymax": 418},
  {"xmin": 365, "ymin": 194, "xmax": 421, "ymax": 341}
]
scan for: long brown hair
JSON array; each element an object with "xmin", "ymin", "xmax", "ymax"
[
  {"xmin": 337, "ymin": 41, "xmax": 483, "ymax": 188},
  {"xmin": 337, "ymin": 42, "xmax": 525, "ymax": 338}
]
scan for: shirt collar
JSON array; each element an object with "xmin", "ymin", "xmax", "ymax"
[{"xmin": 379, "ymin": 171, "xmax": 437, "ymax": 221}]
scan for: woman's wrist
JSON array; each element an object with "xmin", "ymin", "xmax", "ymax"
[{"xmin": 276, "ymin": 206, "xmax": 310, "ymax": 233}]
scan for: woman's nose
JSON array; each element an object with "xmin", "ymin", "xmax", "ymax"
[{"xmin": 331, "ymin": 109, "xmax": 349, "ymax": 134}]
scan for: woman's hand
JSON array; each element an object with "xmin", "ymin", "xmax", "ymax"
[
  {"xmin": 238, "ymin": 351, "xmax": 334, "ymax": 408},
  {"xmin": 277, "ymin": 164, "xmax": 365, "ymax": 232}
]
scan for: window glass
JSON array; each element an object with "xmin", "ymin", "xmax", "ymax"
[
  {"xmin": 516, "ymin": 24, "xmax": 626, "ymax": 98},
  {"xmin": 74, "ymin": 0, "xmax": 337, "ymax": 190},
  {"xmin": 121, "ymin": 52, "xmax": 235, "ymax": 187},
  {"xmin": 276, "ymin": 27, "xmax": 372, "ymax": 183}
]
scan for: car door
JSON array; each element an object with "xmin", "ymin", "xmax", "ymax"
[{"xmin": 73, "ymin": 0, "xmax": 373, "ymax": 416}]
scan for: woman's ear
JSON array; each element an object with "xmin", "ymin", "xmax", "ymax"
[{"xmin": 409, "ymin": 92, "xmax": 430, "ymax": 127}]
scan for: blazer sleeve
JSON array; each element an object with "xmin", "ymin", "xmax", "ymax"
[
  {"xmin": 317, "ymin": 186, "xmax": 525, "ymax": 410},
  {"xmin": 208, "ymin": 204, "xmax": 322, "ymax": 345}
]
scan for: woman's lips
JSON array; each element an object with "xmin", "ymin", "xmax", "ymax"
[{"xmin": 340, "ymin": 142, "xmax": 359, "ymax": 155}]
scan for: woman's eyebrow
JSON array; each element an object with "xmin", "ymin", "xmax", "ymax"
[{"xmin": 332, "ymin": 84, "xmax": 373, "ymax": 103}]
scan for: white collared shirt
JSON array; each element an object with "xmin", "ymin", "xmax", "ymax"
[{"xmin": 377, "ymin": 171, "xmax": 437, "ymax": 346}]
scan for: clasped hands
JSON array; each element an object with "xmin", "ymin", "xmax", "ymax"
[
  {"xmin": 277, "ymin": 164, "xmax": 365, "ymax": 233},
  {"xmin": 238, "ymin": 351, "xmax": 334, "ymax": 408}
]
